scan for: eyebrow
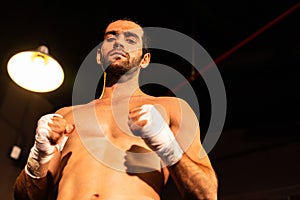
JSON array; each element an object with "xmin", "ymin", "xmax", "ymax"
[
  {"xmin": 104, "ymin": 30, "xmax": 140, "ymax": 40},
  {"xmin": 104, "ymin": 30, "xmax": 118, "ymax": 37}
]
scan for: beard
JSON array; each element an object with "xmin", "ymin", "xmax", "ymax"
[
  {"xmin": 105, "ymin": 60, "xmax": 131, "ymax": 76},
  {"xmin": 103, "ymin": 56, "xmax": 142, "ymax": 86}
]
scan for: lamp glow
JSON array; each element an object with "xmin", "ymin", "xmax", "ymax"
[{"xmin": 7, "ymin": 45, "xmax": 64, "ymax": 93}]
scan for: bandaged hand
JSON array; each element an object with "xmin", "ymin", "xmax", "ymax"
[
  {"xmin": 128, "ymin": 104, "xmax": 183, "ymax": 166},
  {"xmin": 25, "ymin": 114, "xmax": 74, "ymax": 179}
]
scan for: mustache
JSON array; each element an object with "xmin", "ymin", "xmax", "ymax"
[{"xmin": 107, "ymin": 47, "xmax": 129, "ymax": 58}]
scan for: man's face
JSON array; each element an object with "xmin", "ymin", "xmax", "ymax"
[{"xmin": 100, "ymin": 20, "xmax": 145, "ymax": 74}]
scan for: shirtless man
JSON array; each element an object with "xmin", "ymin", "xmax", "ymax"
[{"xmin": 13, "ymin": 19, "xmax": 218, "ymax": 200}]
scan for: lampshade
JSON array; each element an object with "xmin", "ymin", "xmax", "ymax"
[{"xmin": 7, "ymin": 45, "xmax": 64, "ymax": 93}]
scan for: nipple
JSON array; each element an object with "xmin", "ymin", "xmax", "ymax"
[{"xmin": 91, "ymin": 194, "xmax": 100, "ymax": 199}]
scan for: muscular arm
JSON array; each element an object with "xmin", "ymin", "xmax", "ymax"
[
  {"xmin": 13, "ymin": 149, "xmax": 61, "ymax": 200},
  {"xmin": 14, "ymin": 107, "xmax": 72, "ymax": 200},
  {"xmin": 168, "ymin": 99, "xmax": 218, "ymax": 199},
  {"xmin": 128, "ymin": 98, "xmax": 218, "ymax": 199},
  {"xmin": 14, "ymin": 167, "xmax": 54, "ymax": 200},
  {"xmin": 168, "ymin": 150, "xmax": 218, "ymax": 199}
]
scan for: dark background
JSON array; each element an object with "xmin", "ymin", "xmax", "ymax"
[{"xmin": 0, "ymin": 1, "xmax": 299, "ymax": 199}]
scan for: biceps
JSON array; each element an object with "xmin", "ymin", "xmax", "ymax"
[{"xmin": 171, "ymin": 99, "xmax": 211, "ymax": 165}]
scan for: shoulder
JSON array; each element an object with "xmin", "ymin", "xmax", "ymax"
[
  {"xmin": 136, "ymin": 95, "xmax": 191, "ymax": 110},
  {"xmin": 54, "ymin": 100, "xmax": 96, "ymax": 116},
  {"xmin": 145, "ymin": 96, "xmax": 195, "ymax": 120},
  {"xmin": 154, "ymin": 96, "xmax": 191, "ymax": 109},
  {"xmin": 55, "ymin": 106, "xmax": 72, "ymax": 116},
  {"xmin": 154, "ymin": 96, "xmax": 198, "ymax": 121}
]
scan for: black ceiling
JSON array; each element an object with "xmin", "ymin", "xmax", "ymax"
[{"xmin": 1, "ymin": 0, "xmax": 300, "ymax": 138}]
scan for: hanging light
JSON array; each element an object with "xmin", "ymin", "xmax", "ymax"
[{"xmin": 7, "ymin": 45, "xmax": 64, "ymax": 93}]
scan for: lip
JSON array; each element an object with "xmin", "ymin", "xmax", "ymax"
[{"xmin": 109, "ymin": 51, "xmax": 127, "ymax": 58}]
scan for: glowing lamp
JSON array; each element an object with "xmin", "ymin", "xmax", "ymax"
[{"xmin": 7, "ymin": 45, "xmax": 64, "ymax": 93}]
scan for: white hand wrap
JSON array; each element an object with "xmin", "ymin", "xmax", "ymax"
[
  {"xmin": 25, "ymin": 113, "xmax": 62, "ymax": 179},
  {"xmin": 128, "ymin": 104, "xmax": 183, "ymax": 166}
]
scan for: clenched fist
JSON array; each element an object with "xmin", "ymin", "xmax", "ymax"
[
  {"xmin": 128, "ymin": 104, "xmax": 183, "ymax": 166},
  {"xmin": 26, "ymin": 114, "xmax": 74, "ymax": 178}
]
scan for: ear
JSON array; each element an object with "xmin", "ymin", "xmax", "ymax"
[
  {"xmin": 96, "ymin": 48, "xmax": 102, "ymax": 65},
  {"xmin": 140, "ymin": 53, "xmax": 151, "ymax": 69}
]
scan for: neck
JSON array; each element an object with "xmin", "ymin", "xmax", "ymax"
[{"xmin": 99, "ymin": 68, "xmax": 144, "ymax": 99}]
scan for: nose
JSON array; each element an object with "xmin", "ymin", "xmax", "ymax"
[{"xmin": 113, "ymin": 35, "xmax": 125, "ymax": 49}]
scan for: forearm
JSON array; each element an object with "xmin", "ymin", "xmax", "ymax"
[
  {"xmin": 168, "ymin": 154, "xmax": 218, "ymax": 200},
  {"xmin": 128, "ymin": 104, "xmax": 218, "ymax": 198},
  {"xmin": 14, "ymin": 113, "xmax": 69, "ymax": 199},
  {"xmin": 14, "ymin": 167, "xmax": 53, "ymax": 200}
]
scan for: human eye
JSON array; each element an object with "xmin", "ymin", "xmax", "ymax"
[
  {"xmin": 126, "ymin": 37, "xmax": 137, "ymax": 44},
  {"xmin": 106, "ymin": 35, "xmax": 116, "ymax": 42},
  {"xmin": 124, "ymin": 32, "xmax": 139, "ymax": 45}
]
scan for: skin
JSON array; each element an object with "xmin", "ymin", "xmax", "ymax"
[{"xmin": 14, "ymin": 20, "xmax": 218, "ymax": 200}]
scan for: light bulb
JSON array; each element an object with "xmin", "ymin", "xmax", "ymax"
[{"xmin": 7, "ymin": 46, "xmax": 64, "ymax": 93}]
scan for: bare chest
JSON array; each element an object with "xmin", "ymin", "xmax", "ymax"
[
  {"xmin": 59, "ymin": 119, "xmax": 164, "ymax": 198},
  {"xmin": 62, "ymin": 104, "xmax": 162, "ymax": 172}
]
